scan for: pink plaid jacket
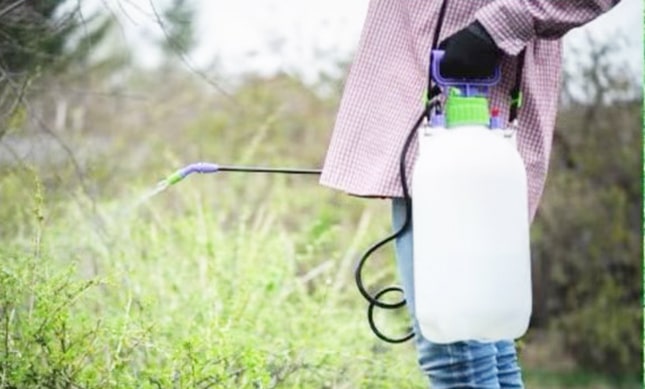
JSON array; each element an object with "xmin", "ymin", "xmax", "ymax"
[{"xmin": 320, "ymin": 0, "xmax": 619, "ymax": 221}]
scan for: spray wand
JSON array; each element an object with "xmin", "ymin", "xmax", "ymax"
[{"xmin": 159, "ymin": 162, "xmax": 321, "ymax": 187}]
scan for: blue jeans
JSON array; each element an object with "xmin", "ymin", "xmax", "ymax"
[{"xmin": 392, "ymin": 198, "xmax": 524, "ymax": 389}]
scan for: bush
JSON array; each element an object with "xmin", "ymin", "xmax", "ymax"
[
  {"xmin": 531, "ymin": 101, "xmax": 641, "ymax": 377},
  {"xmin": 0, "ymin": 167, "xmax": 424, "ymax": 388}
]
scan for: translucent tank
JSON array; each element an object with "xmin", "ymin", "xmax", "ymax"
[{"xmin": 411, "ymin": 122, "xmax": 531, "ymax": 343}]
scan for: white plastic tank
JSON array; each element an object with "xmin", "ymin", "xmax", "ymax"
[{"xmin": 411, "ymin": 122, "xmax": 532, "ymax": 344}]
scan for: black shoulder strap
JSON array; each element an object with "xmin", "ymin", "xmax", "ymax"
[
  {"xmin": 509, "ymin": 49, "xmax": 526, "ymax": 123},
  {"xmin": 425, "ymin": 0, "xmax": 450, "ymax": 104},
  {"xmin": 431, "ymin": 0, "xmax": 450, "ymax": 51}
]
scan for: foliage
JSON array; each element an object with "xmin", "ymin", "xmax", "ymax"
[
  {"xmin": 530, "ymin": 98, "xmax": 641, "ymax": 376},
  {"xmin": 528, "ymin": 32, "xmax": 641, "ymax": 378},
  {"xmin": 158, "ymin": 0, "xmax": 197, "ymax": 59},
  {"xmin": 0, "ymin": 0, "xmax": 71, "ymax": 74},
  {"xmin": 0, "ymin": 1, "xmax": 115, "ymax": 137},
  {"xmin": 0, "ymin": 160, "xmax": 424, "ymax": 388}
]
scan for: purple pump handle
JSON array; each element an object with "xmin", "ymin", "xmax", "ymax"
[{"xmin": 430, "ymin": 50, "xmax": 501, "ymax": 97}]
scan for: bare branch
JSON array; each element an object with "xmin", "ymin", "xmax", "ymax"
[
  {"xmin": 146, "ymin": 0, "xmax": 244, "ymax": 111},
  {"xmin": 0, "ymin": 65, "xmax": 30, "ymax": 139},
  {"xmin": 0, "ymin": 0, "xmax": 26, "ymax": 20}
]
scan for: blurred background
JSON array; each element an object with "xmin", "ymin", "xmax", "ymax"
[{"xmin": 0, "ymin": 0, "xmax": 642, "ymax": 388}]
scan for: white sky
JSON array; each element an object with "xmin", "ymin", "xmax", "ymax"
[{"xmin": 89, "ymin": 0, "xmax": 642, "ymax": 85}]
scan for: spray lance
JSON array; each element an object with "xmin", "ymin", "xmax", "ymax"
[
  {"xmin": 158, "ymin": 162, "xmax": 321, "ymax": 188},
  {"xmin": 157, "ymin": 46, "xmax": 531, "ymax": 345}
]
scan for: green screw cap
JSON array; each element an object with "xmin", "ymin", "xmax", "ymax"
[{"xmin": 445, "ymin": 88, "xmax": 490, "ymax": 128}]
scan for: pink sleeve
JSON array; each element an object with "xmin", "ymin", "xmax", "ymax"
[{"xmin": 475, "ymin": 0, "xmax": 621, "ymax": 55}]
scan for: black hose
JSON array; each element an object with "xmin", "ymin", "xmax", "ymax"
[{"xmin": 353, "ymin": 102, "xmax": 438, "ymax": 344}]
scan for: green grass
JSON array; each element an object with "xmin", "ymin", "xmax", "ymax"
[
  {"xmin": 1, "ymin": 168, "xmax": 639, "ymax": 388},
  {"xmin": 0, "ymin": 166, "xmax": 428, "ymax": 388},
  {"xmin": 523, "ymin": 369, "xmax": 640, "ymax": 389}
]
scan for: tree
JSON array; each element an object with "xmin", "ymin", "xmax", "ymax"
[
  {"xmin": 0, "ymin": 0, "xmax": 113, "ymax": 137},
  {"xmin": 530, "ymin": 33, "xmax": 641, "ymax": 377},
  {"xmin": 157, "ymin": 0, "xmax": 197, "ymax": 60}
]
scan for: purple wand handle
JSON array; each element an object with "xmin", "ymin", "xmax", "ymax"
[
  {"xmin": 165, "ymin": 162, "xmax": 220, "ymax": 185},
  {"xmin": 179, "ymin": 162, "xmax": 220, "ymax": 177}
]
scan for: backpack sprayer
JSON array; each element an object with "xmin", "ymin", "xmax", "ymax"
[
  {"xmin": 156, "ymin": 47, "xmax": 532, "ymax": 345},
  {"xmin": 411, "ymin": 50, "xmax": 531, "ymax": 343}
]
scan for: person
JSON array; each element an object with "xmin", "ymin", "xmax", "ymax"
[{"xmin": 319, "ymin": 1, "xmax": 621, "ymax": 388}]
